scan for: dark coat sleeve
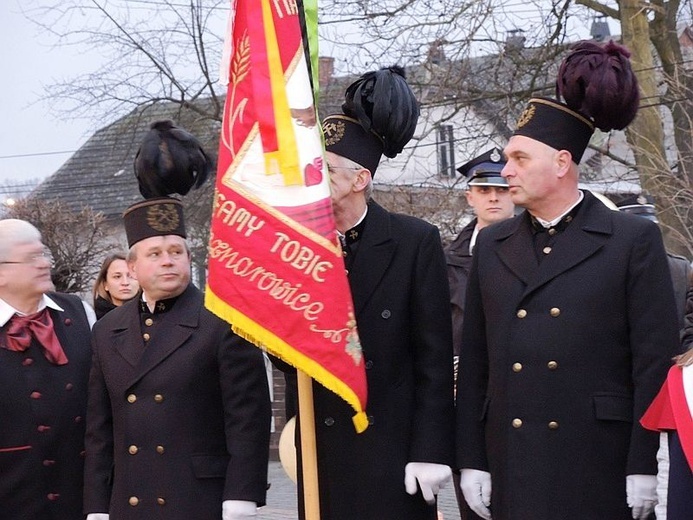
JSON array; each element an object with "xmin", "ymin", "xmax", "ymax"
[
  {"xmin": 219, "ymin": 330, "xmax": 272, "ymax": 505},
  {"xmin": 408, "ymin": 223, "xmax": 456, "ymax": 464},
  {"xmin": 454, "ymin": 238, "xmax": 489, "ymax": 472},
  {"xmin": 626, "ymin": 222, "xmax": 681, "ymax": 474},
  {"xmin": 84, "ymin": 324, "xmax": 115, "ymax": 514}
]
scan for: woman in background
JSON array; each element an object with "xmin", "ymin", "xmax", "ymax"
[{"xmin": 92, "ymin": 252, "xmax": 139, "ymax": 319}]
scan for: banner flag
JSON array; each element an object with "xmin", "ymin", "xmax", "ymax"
[{"xmin": 206, "ymin": 0, "xmax": 368, "ymax": 432}]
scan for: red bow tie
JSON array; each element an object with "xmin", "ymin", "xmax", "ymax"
[{"xmin": 3, "ymin": 309, "xmax": 68, "ymax": 365}]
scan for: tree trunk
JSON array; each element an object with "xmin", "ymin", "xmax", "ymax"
[{"xmin": 618, "ymin": 0, "xmax": 690, "ymax": 256}]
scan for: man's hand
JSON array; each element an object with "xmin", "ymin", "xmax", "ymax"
[
  {"xmin": 404, "ymin": 462, "xmax": 452, "ymax": 504},
  {"xmin": 626, "ymin": 474, "xmax": 657, "ymax": 519},
  {"xmin": 460, "ymin": 468, "xmax": 492, "ymax": 520},
  {"xmin": 222, "ymin": 500, "xmax": 257, "ymax": 520}
]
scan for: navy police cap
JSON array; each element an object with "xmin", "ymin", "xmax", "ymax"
[
  {"xmin": 615, "ymin": 193, "xmax": 658, "ymax": 223},
  {"xmin": 457, "ymin": 147, "xmax": 508, "ymax": 187}
]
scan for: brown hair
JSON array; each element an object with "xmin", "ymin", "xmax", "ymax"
[
  {"xmin": 92, "ymin": 252, "xmax": 128, "ymax": 306},
  {"xmin": 676, "ymin": 349, "xmax": 693, "ymax": 367}
]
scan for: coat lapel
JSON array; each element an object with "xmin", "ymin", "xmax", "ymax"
[
  {"xmin": 521, "ymin": 192, "xmax": 612, "ymax": 300},
  {"xmin": 494, "ymin": 192, "xmax": 613, "ymax": 300},
  {"xmin": 107, "ymin": 300, "xmax": 147, "ymax": 368},
  {"xmin": 495, "ymin": 213, "xmax": 537, "ymax": 287},
  {"xmin": 127, "ymin": 285, "xmax": 201, "ymax": 387},
  {"xmin": 348, "ymin": 202, "xmax": 396, "ymax": 317}
]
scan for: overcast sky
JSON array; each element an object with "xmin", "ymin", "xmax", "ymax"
[{"xmin": 0, "ymin": 2, "xmax": 98, "ymax": 193}]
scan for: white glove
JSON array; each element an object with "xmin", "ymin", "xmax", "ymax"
[
  {"xmin": 460, "ymin": 468, "xmax": 492, "ymax": 520},
  {"xmin": 404, "ymin": 462, "xmax": 452, "ymax": 504},
  {"xmin": 86, "ymin": 515, "xmax": 109, "ymax": 520},
  {"xmin": 222, "ymin": 500, "xmax": 257, "ymax": 520},
  {"xmin": 626, "ymin": 474, "xmax": 657, "ymax": 519}
]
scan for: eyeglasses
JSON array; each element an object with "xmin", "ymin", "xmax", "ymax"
[
  {"xmin": 327, "ymin": 164, "xmax": 361, "ymax": 175},
  {"xmin": 0, "ymin": 248, "xmax": 55, "ymax": 267}
]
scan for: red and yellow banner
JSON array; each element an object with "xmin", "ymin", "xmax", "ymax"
[{"xmin": 206, "ymin": 0, "xmax": 368, "ymax": 432}]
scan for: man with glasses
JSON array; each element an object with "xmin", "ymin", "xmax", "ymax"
[{"xmin": 0, "ymin": 218, "xmax": 96, "ymax": 519}]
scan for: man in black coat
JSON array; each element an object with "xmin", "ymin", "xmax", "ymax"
[
  {"xmin": 0, "ymin": 218, "xmax": 95, "ymax": 520},
  {"xmin": 84, "ymin": 197, "xmax": 271, "ymax": 520},
  {"xmin": 285, "ymin": 67, "xmax": 455, "ymax": 520},
  {"xmin": 456, "ymin": 41, "xmax": 680, "ymax": 520}
]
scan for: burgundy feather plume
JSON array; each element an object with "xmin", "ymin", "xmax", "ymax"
[{"xmin": 556, "ymin": 40, "xmax": 640, "ymax": 131}]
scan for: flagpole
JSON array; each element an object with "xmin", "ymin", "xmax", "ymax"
[{"xmin": 297, "ymin": 371, "xmax": 321, "ymax": 519}]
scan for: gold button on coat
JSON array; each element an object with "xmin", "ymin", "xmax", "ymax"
[
  {"xmin": 143, "ymin": 333, "xmax": 151, "ymax": 341},
  {"xmin": 548, "ymin": 228, "xmax": 558, "ymax": 236},
  {"xmin": 542, "ymin": 246, "xmax": 552, "ymax": 254},
  {"xmin": 516, "ymin": 309, "xmax": 527, "ymax": 319},
  {"xmin": 156, "ymin": 445, "xmax": 165, "ymax": 454},
  {"xmin": 128, "ymin": 445, "xmax": 138, "ymax": 455},
  {"xmin": 512, "ymin": 418, "xmax": 523, "ymax": 428},
  {"xmin": 548, "ymin": 421, "xmax": 559, "ymax": 430},
  {"xmin": 154, "ymin": 394, "xmax": 164, "ymax": 403},
  {"xmin": 129, "ymin": 496, "xmax": 139, "ymax": 506},
  {"xmin": 157, "ymin": 497, "xmax": 166, "ymax": 506},
  {"xmin": 550, "ymin": 307, "xmax": 561, "ymax": 317},
  {"xmin": 512, "ymin": 363, "xmax": 523, "ymax": 372},
  {"xmin": 145, "ymin": 318, "xmax": 153, "ymax": 326},
  {"xmin": 547, "ymin": 360, "xmax": 558, "ymax": 370},
  {"xmin": 127, "ymin": 394, "xmax": 137, "ymax": 403}
]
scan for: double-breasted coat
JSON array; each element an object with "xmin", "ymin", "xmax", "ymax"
[
  {"xmin": 455, "ymin": 191, "xmax": 679, "ymax": 519},
  {"xmin": 84, "ymin": 284, "xmax": 271, "ymax": 519},
  {"xmin": 0, "ymin": 293, "xmax": 92, "ymax": 520},
  {"xmin": 295, "ymin": 201, "xmax": 455, "ymax": 520}
]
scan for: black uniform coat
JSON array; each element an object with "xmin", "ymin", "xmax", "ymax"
[
  {"xmin": 456, "ymin": 191, "xmax": 679, "ymax": 520},
  {"xmin": 0, "ymin": 293, "xmax": 91, "ymax": 520},
  {"xmin": 296, "ymin": 201, "xmax": 455, "ymax": 520},
  {"xmin": 445, "ymin": 218, "xmax": 476, "ymax": 357},
  {"xmin": 84, "ymin": 284, "xmax": 271, "ymax": 519}
]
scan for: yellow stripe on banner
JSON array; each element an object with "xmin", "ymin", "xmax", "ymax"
[
  {"xmin": 205, "ymin": 286, "xmax": 368, "ymax": 433},
  {"xmin": 261, "ymin": 0, "xmax": 302, "ymax": 186}
]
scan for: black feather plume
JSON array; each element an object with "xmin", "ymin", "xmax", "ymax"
[
  {"xmin": 134, "ymin": 120, "xmax": 212, "ymax": 198},
  {"xmin": 342, "ymin": 66, "xmax": 420, "ymax": 158}
]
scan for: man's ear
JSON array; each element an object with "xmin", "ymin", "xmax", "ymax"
[
  {"xmin": 127, "ymin": 260, "xmax": 138, "ymax": 281},
  {"xmin": 353, "ymin": 168, "xmax": 372, "ymax": 193},
  {"xmin": 555, "ymin": 150, "xmax": 573, "ymax": 178}
]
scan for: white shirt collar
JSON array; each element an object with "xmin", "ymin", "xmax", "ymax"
[
  {"xmin": 533, "ymin": 190, "xmax": 584, "ymax": 228},
  {"xmin": 0, "ymin": 294, "xmax": 64, "ymax": 327},
  {"xmin": 338, "ymin": 207, "xmax": 368, "ymax": 238},
  {"xmin": 469, "ymin": 225, "xmax": 481, "ymax": 255}
]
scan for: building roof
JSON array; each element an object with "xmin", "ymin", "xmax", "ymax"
[{"xmin": 32, "ymin": 100, "xmax": 222, "ymax": 220}]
